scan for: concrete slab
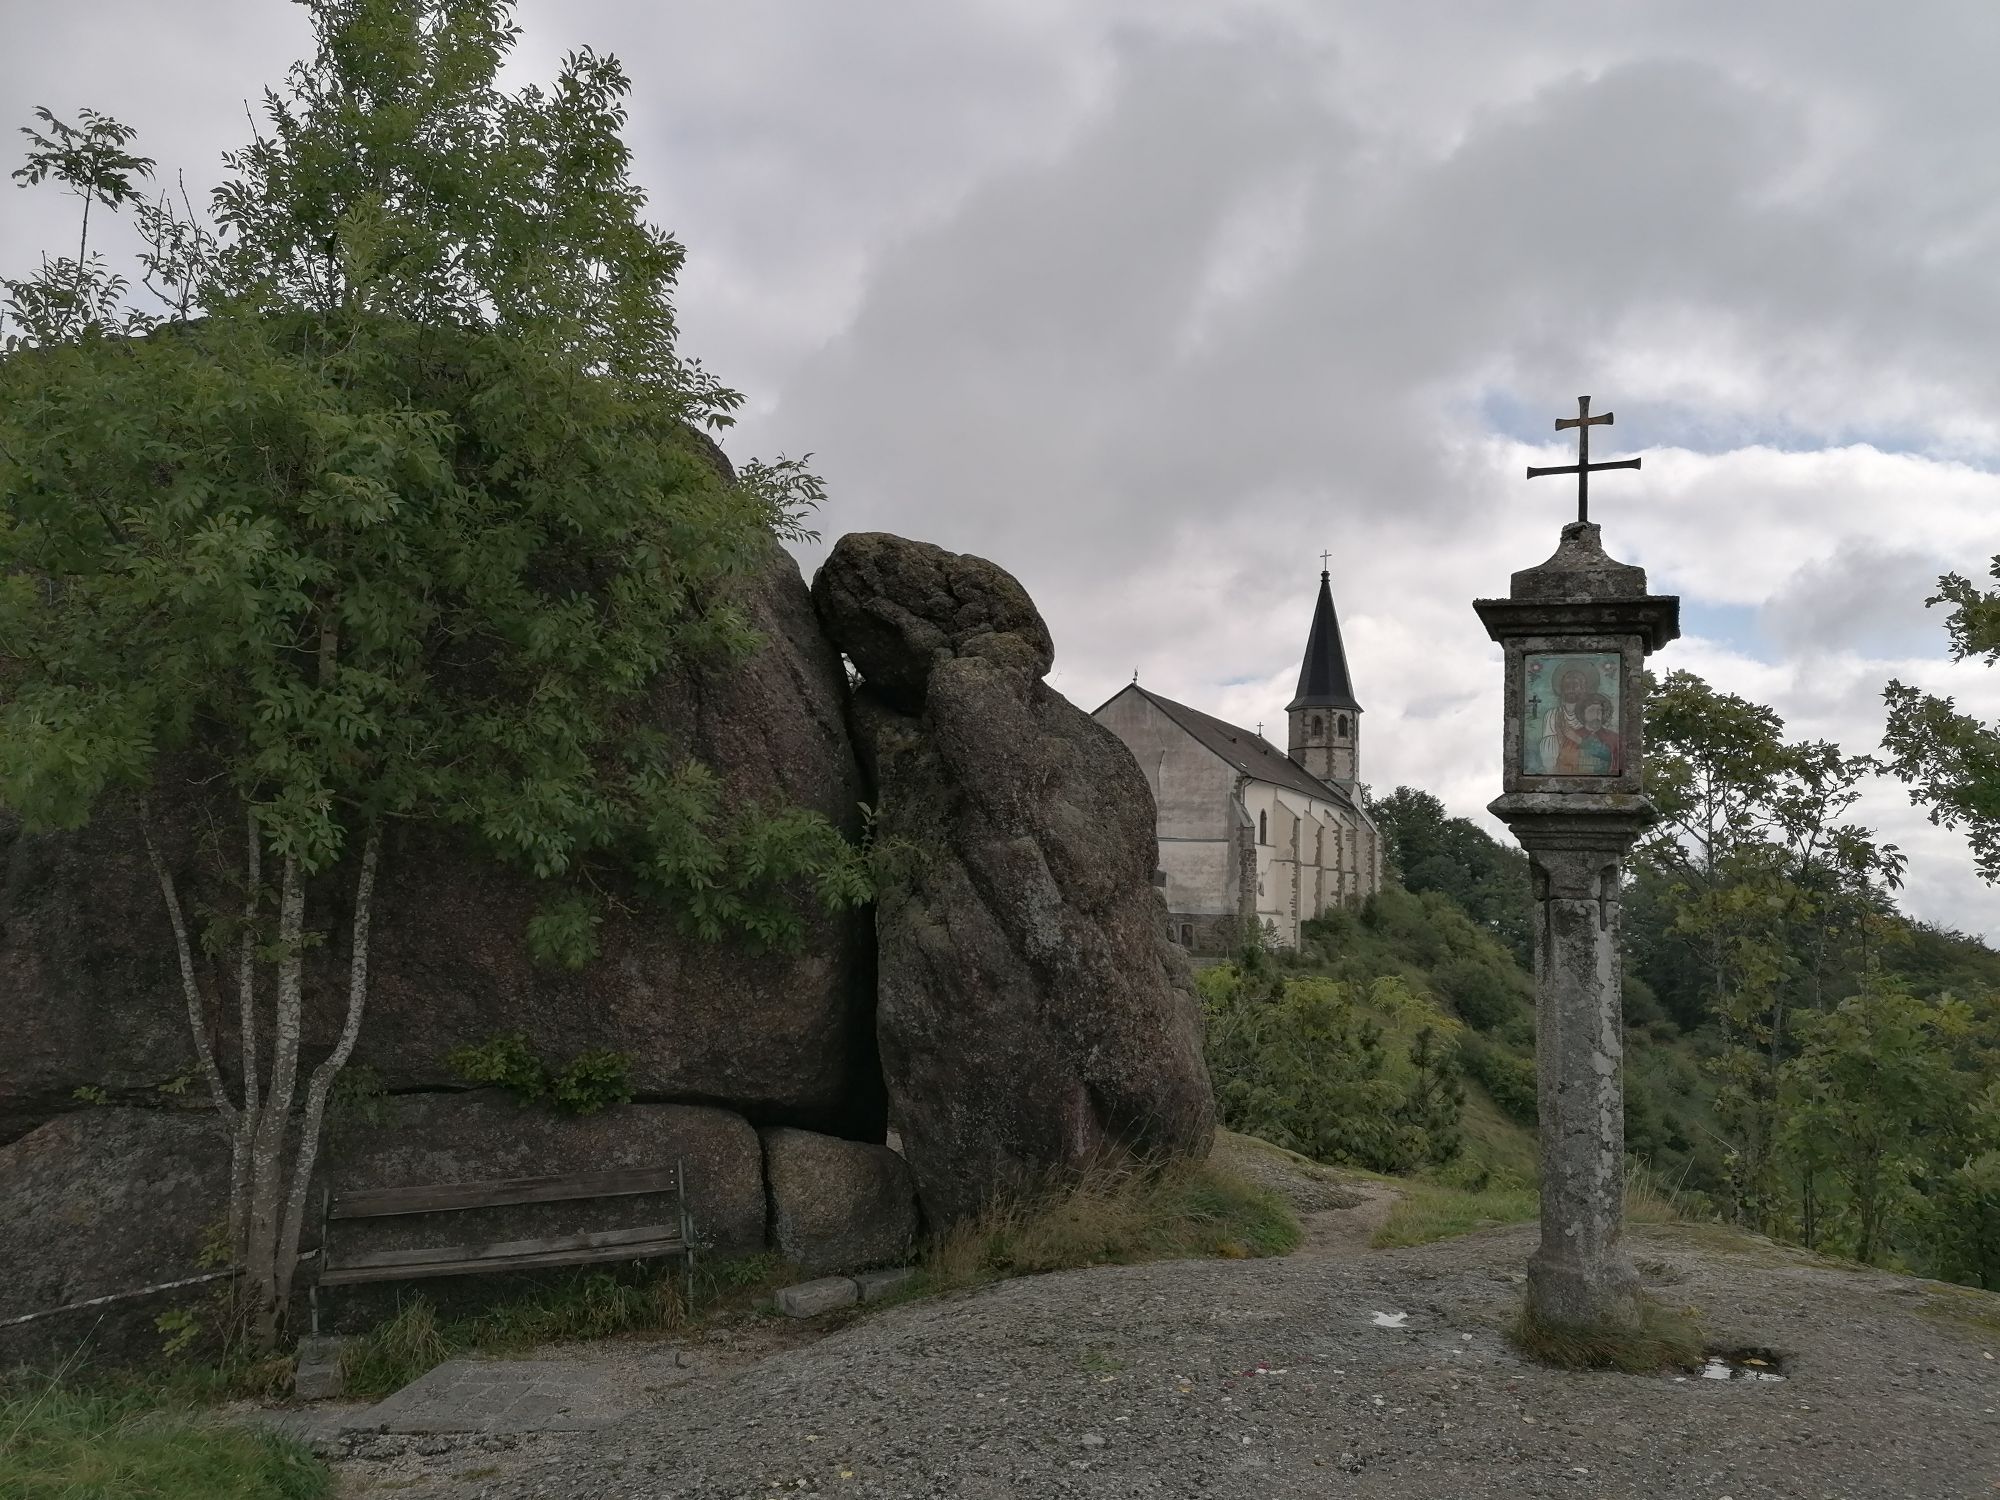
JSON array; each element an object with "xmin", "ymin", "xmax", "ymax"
[
  {"xmin": 776, "ymin": 1276, "xmax": 858, "ymax": 1318},
  {"xmin": 355, "ymin": 1359, "xmax": 632, "ymax": 1434}
]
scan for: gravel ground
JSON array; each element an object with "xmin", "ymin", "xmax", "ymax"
[{"xmin": 318, "ymin": 1176, "xmax": 2000, "ymax": 1499}]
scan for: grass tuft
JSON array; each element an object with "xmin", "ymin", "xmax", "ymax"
[
  {"xmin": 921, "ymin": 1156, "xmax": 1301, "ymax": 1292},
  {"xmin": 1507, "ymin": 1296, "xmax": 1707, "ymax": 1374},
  {"xmin": 0, "ymin": 1379, "xmax": 328, "ymax": 1499},
  {"xmin": 337, "ymin": 1254, "xmax": 797, "ymax": 1398},
  {"xmin": 1372, "ymin": 1181, "xmax": 1538, "ymax": 1248}
]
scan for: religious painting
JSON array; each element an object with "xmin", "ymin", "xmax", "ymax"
[{"xmin": 1522, "ymin": 652, "xmax": 1622, "ymax": 776}]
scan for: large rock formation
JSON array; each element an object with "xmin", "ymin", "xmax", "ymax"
[
  {"xmin": 0, "ymin": 1108, "xmax": 230, "ymax": 1363},
  {"xmin": 0, "ymin": 1096, "xmax": 904, "ymax": 1359},
  {"xmin": 813, "ymin": 533, "xmax": 1216, "ymax": 1226},
  {"xmin": 0, "ymin": 539, "xmax": 879, "ymax": 1144}
]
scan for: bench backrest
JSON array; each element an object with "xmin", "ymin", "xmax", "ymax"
[{"xmin": 328, "ymin": 1165, "xmax": 683, "ymax": 1223}]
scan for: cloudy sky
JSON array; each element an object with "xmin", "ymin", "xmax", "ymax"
[{"xmin": 6, "ymin": 1, "xmax": 1998, "ymax": 938}]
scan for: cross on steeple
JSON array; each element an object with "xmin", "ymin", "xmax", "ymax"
[
  {"xmin": 1319, "ymin": 549, "xmax": 1331, "ymax": 575},
  {"xmin": 1525, "ymin": 395, "xmax": 1641, "ymax": 524}
]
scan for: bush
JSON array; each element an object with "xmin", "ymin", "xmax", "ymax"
[
  {"xmin": 446, "ymin": 1033, "xmax": 633, "ymax": 1115},
  {"xmin": 1202, "ymin": 968, "xmax": 1465, "ymax": 1173},
  {"xmin": 1434, "ymin": 955, "xmax": 1528, "ymax": 1032},
  {"xmin": 1462, "ymin": 1033, "xmax": 1538, "ymax": 1125}
]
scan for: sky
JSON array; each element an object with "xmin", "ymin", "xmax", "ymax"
[{"xmin": 4, "ymin": 0, "xmax": 1997, "ymax": 938}]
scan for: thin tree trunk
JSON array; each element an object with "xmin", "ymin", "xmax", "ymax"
[
  {"xmin": 273, "ymin": 823, "xmax": 381, "ymax": 1315},
  {"xmin": 245, "ymin": 852, "xmax": 306, "ymax": 1349},
  {"xmin": 139, "ymin": 809, "xmax": 236, "ymax": 1127},
  {"xmin": 228, "ymin": 815, "xmax": 263, "ymax": 1286}
]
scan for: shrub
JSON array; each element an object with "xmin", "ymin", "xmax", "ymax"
[
  {"xmin": 1461, "ymin": 1033, "xmax": 1538, "ymax": 1125},
  {"xmin": 1201, "ymin": 969, "xmax": 1465, "ymax": 1173},
  {"xmin": 446, "ymin": 1033, "xmax": 633, "ymax": 1115}
]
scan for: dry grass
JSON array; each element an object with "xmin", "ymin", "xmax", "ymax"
[
  {"xmin": 1508, "ymin": 1296, "xmax": 1707, "ymax": 1374},
  {"xmin": 920, "ymin": 1156, "xmax": 1302, "ymax": 1292}
]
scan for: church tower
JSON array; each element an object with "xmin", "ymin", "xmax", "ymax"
[{"xmin": 1287, "ymin": 564, "xmax": 1362, "ymax": 791}]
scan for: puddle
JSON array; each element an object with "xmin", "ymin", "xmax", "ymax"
[{"xmin": 1699, "ymin": 1348, "xmax": 1787, "ymax": 1382}]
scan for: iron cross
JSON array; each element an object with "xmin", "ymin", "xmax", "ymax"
[
  {"xmin": 1319, "ymin": 549, "xmax": 1331, "ymax": 572},
  {"xmin": 1526, "ymin": 395, "xmax": 1641, "ymax": 524}
]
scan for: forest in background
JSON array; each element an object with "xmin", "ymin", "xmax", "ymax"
[{"xmin": 1199, "ymin": 666, "xmax": 2000, "ymax": 1293}]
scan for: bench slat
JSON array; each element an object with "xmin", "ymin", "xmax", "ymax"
[
  {"xmin": 318, "ymin": 1224, "xmax": 686, "ymax": 1287},
  {"xmin": 329, "ymin": 1167, "xmax": 680, "ymax": 1220}
]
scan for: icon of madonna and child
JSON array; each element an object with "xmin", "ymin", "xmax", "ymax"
[{"xmin": 1523, "ymin": 653, "xmax": 1623, "ymax": 776}]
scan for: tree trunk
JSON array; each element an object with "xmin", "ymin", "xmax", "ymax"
[
  {"xmin": 245, "ymin": 852, "xmax": 306, "ymax": 1350},
  {"xmin": 273, "ymin": 823, "xmax": 381, "ymax": 1318}
]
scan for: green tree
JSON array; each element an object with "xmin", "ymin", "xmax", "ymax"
[
  {"xmin": 1368, "ymin": 785, "xmax": 1531, "ymax": 963},
  {"xmin": 1638, "ymin": 670, "xmax": 1903, "ymax": 1227},
  {"xmin": 0, "ymin": 0, "xmax": 865, "ymax": 1351},
  {"xmin": 1884, "ymin": 555, "xmax": 2000, "ymax": 885},
  {"xmin": 1777, "ymin": 976, "xmax": 1962, "ymax": 1264}
]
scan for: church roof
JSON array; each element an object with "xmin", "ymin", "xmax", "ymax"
[
  {"xmin": 1114, "ymin": 685, "xmax": 1357, "ymax": 813},
  {"xmin": 1286, "ymin": 570, "xmax": 1361, "ymax": 713}
]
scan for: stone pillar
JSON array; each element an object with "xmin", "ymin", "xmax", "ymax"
[
  {"xmin": 1475, "ymin": 521, "xmax": 1678, "ymax": 1331},
  {"xmin": 1520, "ymin": 829, "xmax": 1641, "ymax": 1325}
]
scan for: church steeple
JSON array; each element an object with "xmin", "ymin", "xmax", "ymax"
[{"xmin": 1287, "ymin": 564, "xmax": 1362, "ymax": 790}]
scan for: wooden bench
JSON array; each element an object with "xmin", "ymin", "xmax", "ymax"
[{"xmin": 310, "ymin": 1161, "xmax": 694, "ymax": 1335}]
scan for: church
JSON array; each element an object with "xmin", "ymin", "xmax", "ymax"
[{"xmin": 1093, "ymin": 566, "xmax": 1383, "ymax": 953}]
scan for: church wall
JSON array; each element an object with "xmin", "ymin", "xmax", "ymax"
[{"xmin": 1094, "ymin": 688, "xmax": 1241, "ymax": 928}]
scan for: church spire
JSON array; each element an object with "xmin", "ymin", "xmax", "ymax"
[{"xmin": 1286, "ymin": 566, "xmax": 1361, "ymax": 713}]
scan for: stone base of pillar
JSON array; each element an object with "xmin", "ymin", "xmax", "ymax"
[{"xmin": 1526, "ymin": 1243, "xmax": 1641, "ymax": 1329}]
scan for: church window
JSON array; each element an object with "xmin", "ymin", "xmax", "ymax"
[
  {"xmin": 1336, "ymin": 714, "xmax": 1349, "ymax": 738},
  {"xmin": 1179, "ymin": 923, "xmax": 1193, "ymax": 947},
  {"xmin": 1258, "ymin": 810, "xmax": 1267, "ymax": 844},
  {"xmin": 1310, "ymin": 714, "xmax": 1322, "ymax": 738}
]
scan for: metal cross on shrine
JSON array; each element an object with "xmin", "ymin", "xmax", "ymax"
[{"xmin": 1526, "ymin": 395, "xmax": 1641, "ymax": 524}]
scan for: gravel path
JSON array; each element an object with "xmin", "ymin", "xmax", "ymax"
[{"xmin": 318, "ymin": 1202, "xmax": 2000, "ymax": 1500}]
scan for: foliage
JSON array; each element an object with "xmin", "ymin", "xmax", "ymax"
[
  {"xmin": 1368, "ymin": 786, "xmax": 1532, "ymax": 963},
  {"xmin": 0, "ymin": 1378, "xmax": 328, "ymax": 1499},
  {"xmin": 0, "ymin": 0, "xmax": 867, "ymax": 1351},
  {"xmin": 1637, "ymin": 669, "xmax": 1907, "ymax": 1228},
  {"xmin": 445, "ymin": 1031, "xmax": 634, "ymax": 1115},
  {"xmin": 1200, "ymin": 964, "xmax": 1464, "ymax": 1174},
  {"xmin": 1883, "ymin": 553, "xmax": 2000, "ymax": 885}
]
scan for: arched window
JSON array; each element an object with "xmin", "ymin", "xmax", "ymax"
[
  {"xmin": 1179, "ymin": 922, "xmax": 1194, "ymax": 947},
  {"xmin": 1310, "ymin": 714, "xmax": 1323, "ymax": 738},
  {"xmin": 1336, "ymin": 713, "xmax": 1349, "ymax": 738},
  {"xmin": 1258, "ymin": 809, "xmax": 1268, "ymax": 844}
]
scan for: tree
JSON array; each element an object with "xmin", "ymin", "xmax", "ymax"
[
  {"xmin": 1637, "ymin": 670, "xmax": 1904, "ymax": 1227},
  {"xmin": 1367, "ymin": 785, "xmax": 1531, "ymax": 963},
  {"xmin": 1777, "ymin": 975, "xmax": 1962, "ymax": 1264},
  {"xmin": 0, "ymin": 0, "xmax": 866, "ymax": 1351},
  {"xmin": 1884, "ymin": 555, "xmax": 2000, "ymax": 884}
]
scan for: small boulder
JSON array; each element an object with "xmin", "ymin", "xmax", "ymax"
[
  {"xmin": 811, "ymin": 531, "xmax": 1053, "ymax": 711},
  {"xmin": 761, "ymin": 1126, "xmax": 919, "ymax": 1274}
]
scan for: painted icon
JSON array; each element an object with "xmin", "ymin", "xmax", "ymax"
[{"xmin": 1523, "ymin": 652, "xmax": 1621, "ymax": 776}]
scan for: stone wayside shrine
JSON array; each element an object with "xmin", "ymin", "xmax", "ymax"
[{"xmin": 1474, "ymin": 397, "xmax": 1679, "ymax": 1330}]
